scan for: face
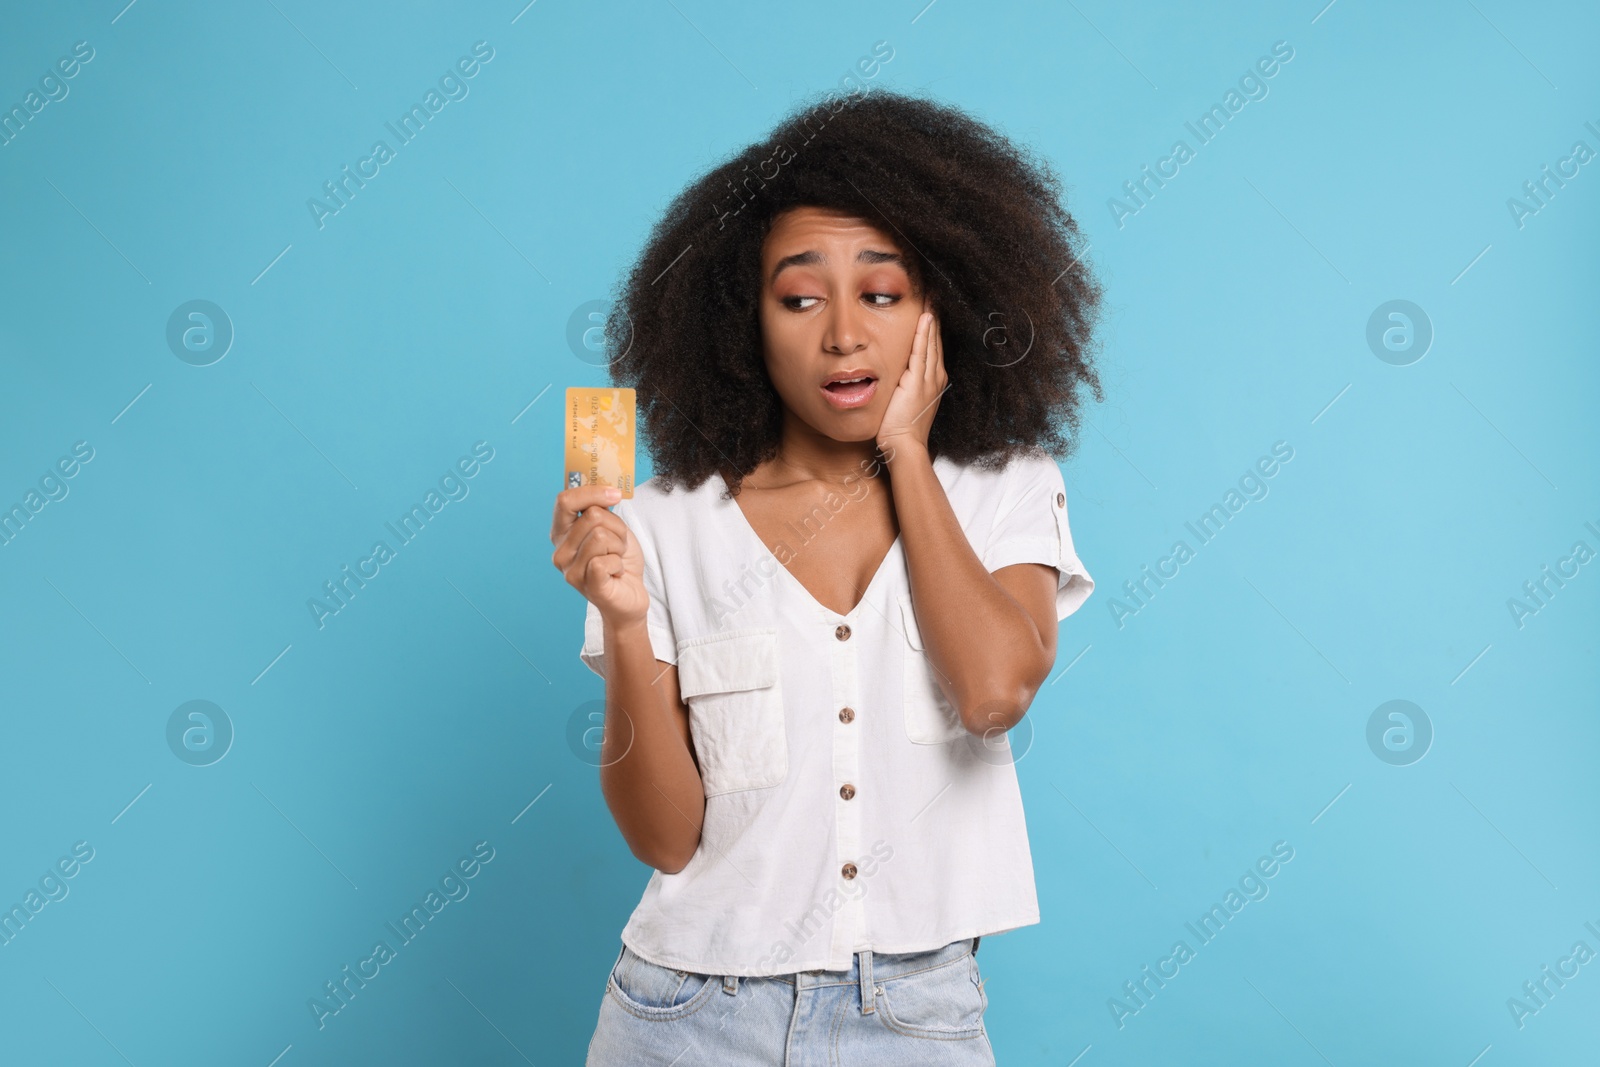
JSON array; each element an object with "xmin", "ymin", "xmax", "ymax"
[{"xmin": 758, "ymin": 206, "xmax": 928, "ymax": 442}]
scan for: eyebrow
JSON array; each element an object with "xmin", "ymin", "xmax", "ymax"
[{"xmin": 768, "ymin": 248, "xmax": 904, "ymax": 288}]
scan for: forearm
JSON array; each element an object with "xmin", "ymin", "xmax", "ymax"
[
  {"xmin": 889, "ymin": 447, "xmax": 1051, "ymax": 733},
  {"xmin": 596, "ymin": 617, "xmax": 704, "ymax": 873}
]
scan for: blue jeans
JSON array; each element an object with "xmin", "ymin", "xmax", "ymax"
[{"xmin": 586, "ymin": 937, "xmax": 995, "ymax": 1065}]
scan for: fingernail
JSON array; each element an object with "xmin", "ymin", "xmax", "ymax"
[{"xmin": 604, "ymin": 487, "xmax": 621, "ymax": 501}]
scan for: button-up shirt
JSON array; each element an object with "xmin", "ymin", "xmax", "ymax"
[{"xmin": 578, "ymin": 449, "xmax": 1094, "ymax": 975}]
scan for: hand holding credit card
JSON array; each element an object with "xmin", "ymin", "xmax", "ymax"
[{"xmin": 565, "ymin": 387, "xmax": 636, "ymax": 498}]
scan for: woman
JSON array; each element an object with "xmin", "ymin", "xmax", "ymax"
[{"xmin": 551, "ymin": 88, "xmax": 1102, "ymax": 1064}]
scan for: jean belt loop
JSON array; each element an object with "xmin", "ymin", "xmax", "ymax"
[
  {"xmin": 722, "ymin": 973, "xmax": 738, "ymax": 996},
  {"xmin": 859, "ymin": 949, "xmax": 875, "ymax": 1015}
]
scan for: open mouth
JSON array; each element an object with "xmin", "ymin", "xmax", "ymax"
[{"xmin": 821, "ymin": 374, "xmax": 877, "ymax": 408}]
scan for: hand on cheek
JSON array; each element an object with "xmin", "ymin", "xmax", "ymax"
[{"xmin": 874, "ymin": 308, "xmax": 947, "ymax": 459}]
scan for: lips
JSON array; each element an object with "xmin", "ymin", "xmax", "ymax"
[{"xmin": 821, "ymin": 372, "xmax": 877, "ymax": 409}]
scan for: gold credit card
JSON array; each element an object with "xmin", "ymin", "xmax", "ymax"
[{"xmin": 565, "ymin": 387, "xmax": 636, "ymax": 497}]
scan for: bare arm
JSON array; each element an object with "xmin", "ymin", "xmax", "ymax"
[
  {"xmin": 890, "ymin": 447, "xmax": 1059, "ymax": 735},
  {"xmin": 876, "ymin": 310, "xmax": 1060, "ymax": 736},
  {"xmin": 552, "ymin": 486, "xmax": 704, "ymax": 873}
]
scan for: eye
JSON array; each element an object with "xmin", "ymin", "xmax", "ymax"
[
  {"xmin": 865, "ymin": 293, "xmax": 899, "ymax": 306},
  {"xmin": 782, "ymin": 296, "xmax": 820, "ymax": 311}
]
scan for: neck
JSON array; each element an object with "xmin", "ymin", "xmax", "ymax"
[{"xmin": 763, "ymin": 408, "xmax": 884, "ymax": 486}]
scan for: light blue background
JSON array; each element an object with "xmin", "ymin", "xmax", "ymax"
[{"xmin": 2, "ymin": 1, "xmax": 1596, "ymax": 1063}]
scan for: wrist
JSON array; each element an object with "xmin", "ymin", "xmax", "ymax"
[
  {"xmin": 601, "ymin": 611, "xmax": 650, "ymax": 639},
  {"xmin": 875, "ymin": 433, "xmax": 931, "ymax": 467}
]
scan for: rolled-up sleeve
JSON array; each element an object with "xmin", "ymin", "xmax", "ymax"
[
  {"xmin": 577, "ymin": 497, "xmax": 678, "ymax": 677},
  {"xmin": 980, "ymin": 452, "xmax": 1095, "ymax": 621}
]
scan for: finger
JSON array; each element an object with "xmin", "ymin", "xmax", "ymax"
[
  {"xmin": 564, "ymin": 523, "xmax": 623, "ymax": 590},
  {"xmin": 556, "ymin": 492, "xmax": 617, "ymax": 550},
  {"xmin": 917, "ymin": 314, "xmax": 935, "ymax": 385},
  {"xmin": 554, "ymin": 505, "xmax": 627, "ymax": 572},
  {"xmin": 552, "ymin": 486, "xmax": 620, "ymax": 546},
  {"xmin": 551, "ymin": 485, "xmax": 621, "ymax": 545},
  {"xmin": 553, "ymin": 507, "xmax": 590, "ymax": 569},
  {"xmin": 910, "ymin": 311, "xmax": 931, "ymax": 374},
  {"xmin": 557, "ymin": 509, "xmax": 624, "ymax": 577},
  {"xmin": 585, "ymin": 552, "xmax": 626, "ymax": 593}
]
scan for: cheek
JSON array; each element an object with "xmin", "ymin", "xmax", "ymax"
[
  {"xmin": 759, "ymin": 348, "xmax": 808, "ymax": 407},
  {"xmin": 887, "ymin": 343, "xmax": 912, "ymax": 377},
  {"xmin": 761, "ymin": 318, "xmax": 814, "ymax": 393},
  {"xmin": 880, "ymin": 314, "xmax": 922, "ymax": 370},
  {"xmin": 880, "ymin": 335, "xmax": 913, "ymax": 381}
]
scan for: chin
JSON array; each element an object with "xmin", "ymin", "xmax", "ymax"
[{"xmin": 800, "ymin": 409, "xmax": 879, "ymax": 442}]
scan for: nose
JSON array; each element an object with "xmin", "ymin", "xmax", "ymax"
[{"xmin": 821, "ymin": 294, "xmax": 867, "ymax": 356}]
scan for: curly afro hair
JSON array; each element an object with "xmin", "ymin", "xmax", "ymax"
[{"xmin": 602, "ymin": 86, "xmax": 1104, "ymax": 496}]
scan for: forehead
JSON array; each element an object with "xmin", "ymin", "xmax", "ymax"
[{"xmin": 762, "ymin": 206, "xmax": 903, "ymax": 261}]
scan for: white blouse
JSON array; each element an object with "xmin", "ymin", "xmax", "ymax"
[{"xmin": 578, "ymin": 448, "xmax": 1094, "ymax": 976}]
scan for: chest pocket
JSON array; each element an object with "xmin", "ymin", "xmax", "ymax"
[
  {"xmin": 675, "ymin": 628, "xmax": 788, "ymax": 796},
  {"xmin": 898, "ymin": 594, "xmax": 967, "ymax": 744}
]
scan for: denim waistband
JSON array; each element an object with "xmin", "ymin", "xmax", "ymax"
[
  {"xmin": 785, "ymin": 936, "xmax": 976, "ymax": 988},
  {"xmin": 621, "ymin": 935, "xmax": 979, "ymax": 1000},
  {"xmin": 783, "ymin": 936, "xmax": 976, "ymax": 1016}
]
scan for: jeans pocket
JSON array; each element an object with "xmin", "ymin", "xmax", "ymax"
[
  {"xmin": 970, "ymin": 951, "xmax": 988, "ymax": 1015},
  {"xmin": 875, "ymin": 951, "xmax": 987, "ymax": 1039},
  {"xmin": 607, "ymin": 945, "xmax": 716, "ymax": 1020}
]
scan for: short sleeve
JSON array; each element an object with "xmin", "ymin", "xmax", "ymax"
[
  {"xmin": 577, "ymin": 497, "xmax": 678, "ymax": 678},
  {"xmin": 981, "ymin": 453, "xmax": 1095, "ymax": 621}
]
